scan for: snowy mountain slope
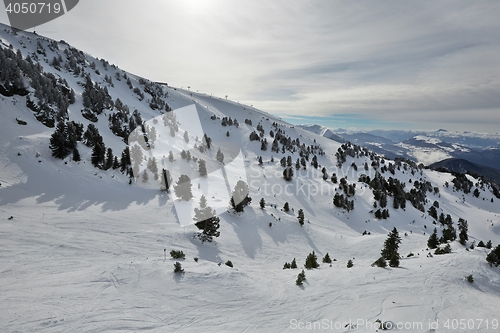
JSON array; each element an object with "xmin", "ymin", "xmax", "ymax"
[{"xmin": 1, "ymin": 24, "xmax": 500, "ymax": 333}]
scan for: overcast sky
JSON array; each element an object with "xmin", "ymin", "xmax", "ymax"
[{"xmin": 2, "ymin": 0, "xmax": 499, "ymax": 132}]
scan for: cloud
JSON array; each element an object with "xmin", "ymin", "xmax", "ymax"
[{"xmin": 1, "ymin": 0, "xmax": 498, "ymax": 132}]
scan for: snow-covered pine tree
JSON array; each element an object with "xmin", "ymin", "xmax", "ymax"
[
  {"xmin": 194, "ymin": 195, "xmax": 220, "ymax": 243},
  {"xmin": 381, "ymin": 227, "xmax": 401, "ymax": 260},
  {"xmin": 174, "ymin": 175, "xmax": 193, "ymax": 201}
]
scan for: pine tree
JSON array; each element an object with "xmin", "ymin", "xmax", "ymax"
[
  {"xmin": 216, "ymin": 148, "xmax": 224, "ymax": 163},
  {"xmin": 112, "ymin": 156, "xmax": 120, "ymax": 169},
  {"xmin": 120, "ymin": 147, "xmax": 131, "ymax": 173},
  {"xmin": 389, "ymin": 252, "xmax": 400, "ymax": 267},
  {"xmin": 104, "ymin": 148, "xmax": 114, "ymax": 170},
  {"xmin": 174, "ymin": 175, "xmax": 193, "ymax": 201},
  {"xmin": 168, "ymin": 150, "xmax": 174, "ymax": 162},
  {"xmin": 198, "ymin": 159, "xmax": 207, "ymax": 177},
  {"xmin": 283, "ymin": 167, "xmax": 293, "ymax": 181},
  {"xmin": 259, "ymin": 198, "xmax": 265, "ymax": 209},
  {"xmin": 381, "ymin": 227, "xmax": 402, "ymax": 260},
  {"xmin": 372, "ymin": 257, "xmax": 387, "ymax": 268},
  {"xmin": 283, "ymin": 202, "xmax": 290, "ymax": 212},
  {"xmin": 194, "ymin": 195, "xmax": 220, "ymax": 243},
  {"xmin": 72, "ymin": 147, "xmax": 81, "ymax": 162},
  {"xmin": 173, "ymin": 262, "xmax": 184, "ymax": 274},
  {"xmin": 230, "ymin": 180, "xmax": 252, "ymax": 212},
  {"xmin": 142, "ymin": 170, "xmax": 149, "ymax": 183},
  {"xmin": 290, "ymin": 258, "xmax": 297, "ymax": 269},
  {"xmin": 297, "ymin": 209, "xmax": 305, "ymax": 226},
  {"xmin": 427, "ymin": 228, "xmax": 439, "ymax": 249},
  {"xmin": 91, "ymin": 142, "xmax": 106, "ymax": 167},
  {"xmin": 486, "ymin": 244, "xmax": 500, "ymax": 267},
  {"xmin": 49, "ymin": 121, "xmax": 70, "ymax": 158},
  {"xmin": 296, "ymin": 270, "xmax": 306, "ymax": 286},
  {"xmin": 183, "ymin": 130, "xmax": 189, "ymax": 143},
  {"xmin": 486, "ymin": 240, "xmax": 493, "ymax": 249},
  {"xmin": 322, "ymin": 253, "xmax": 332, "ymax": 264},
  {"xmin": 458, "ymin": 218, "xmax": 469, "ymax": 246},
  {"xmin": 347, "ymin": 260, "xmax": 353, "ymax": 268},
  {"xmin": 304, "ymin": 251, "xmax": 319, "ymax": 269}
]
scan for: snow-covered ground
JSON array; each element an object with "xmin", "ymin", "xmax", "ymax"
[{"xmin": 1, "ymin": 25, "xmax": 500, "ymax": 333}]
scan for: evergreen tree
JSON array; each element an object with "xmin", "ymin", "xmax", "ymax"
[
  {"xmin": 389, "ymin": 252, "xmax": 400, "ymax": 267},
  {"xmin": 296, "ymin": 270, "xmax": 306, "ymax": 286},
  {"xmin": 428, "ymin": 206, "xmax": 438, "ymax": 220},
  {"xmin": 91, "ymin": 142, "xmax": 106, "ymax": 167},
  {"xmin": 372, "ymin": 257, "xmax": 387, "ymax": 268},
  {"xmin": 112, "ymin": 156, "xmax": 120, "ymax": 169},
  {"xmin": 458, "ymin": 218, "xmax": 469, "ymax": 246},
  {"xmin": 49, "ymin": 121, "xmax": 70, "ymax": 158},
  {"xmin": 183, "ymin": 130, "xmax": 189, "ymax": 143},
  {"xmin": 283, "ymin": 167, "xmax": 293, "ymax": 181},
  {"xmin": 194, "ymin": 195, "xmax": 220, "ymax": 243},
  {"xmin": 304, "ymin": 251, "xmax": 319, "ymax": 269},
  {"xmin": 290, "ymin": 258, "xmax": 297, "ymax": 269},
  {"xmin": 486, "ymin": 240, "xmax": 493, "ymax": 249},
  {"xmin": 381, "ymin": 227, "xmax": 402, "ymax": 260},
  {"xmin": 174, "ymin": 175, "xmax": 193, "ymax": 201},
  {"xmin": 283, "ymin": 202, "xmax": 290, "ymax": 212},
  {"xmin": 198, "ymin": 159, "xmax": 207, "ymax": 177},
  {"xmin": 104, "ymin": 147, "xmax": 114, "ymax": 170},
  {"xmin": 230, "ymin": 180, "xmax": 252, "ymax": 212},
  {"xmin": 477, "ymin": 240, "xmax": 486, "ymax": 248},
  {"xmin": 322, "ymin": 253, "xmax": 332, "ymax": 264},
  {"xmin": 297, "ymin": 209, "xmax": 305, "ymax": 226},
  {"xmin": 259, "ymin": 198, "xmax": 265, "ymax": 209},
  {"xmin": 486, "ymin": 245, "xmax": 500, "ymax": 267},
  {"xmin": 142, "ymin": 170, "xmax": 149, "ymax": 183},
  {"xmin": 120, "ymin": 147, "xmax": 131, "ymax": 173},
  {"xmin": 427, "ymin": 228, "xmax": 439, "ymax": 249},
  {"xmin": 173, "ymin": 262, "xmax": 184, "ymax": 273},
  {"xmin": 347, "ymin": 260, "xmax": 354, "ymax": 268},
  {"xmin": 72, "ymin": 147, "xmax": 81, "ymax": 162},
  {"xmin": 216, "ymin": 148, "xmax": 224, "ymax": 163},
  {"xmin": 168, "ymin": 150, "xmax": 174, "ymax": 162}
]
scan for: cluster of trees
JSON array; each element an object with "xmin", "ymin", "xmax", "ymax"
[
  {"xmin": 333, "ymin": 193, "xmax": 354, "ymax": 212},
  {"xmin": 486, "ymin": 244, "xmax": 500, "ymax": 267},
  {"xmin": 335, "ymin": 142, "xmax": 369, "ymax": 166},
  {"xmin": 220, "ymin": 116, "xmax": 239, "ymax": 127},
  {"xmin": 451, "ymin": 174, "xmax": 473, "ymax": 194},
  {"xmin": 49, "ymin": 121, "xmax": 83, "ymax": 159},
  {"xmin": 374, "ymin": 209, "xmax": 390, "ymax": 219},
  {"xmin": 139, "ymin": 78, "xmax": 170, "ymax": 111},
  {"xmin": 1, "ymin": 43, "xmax": 76, "ymax": 127},
  {"xmin": 108, "ymin": 100, "xmax": 143, "ymax": 140},
  {"xmin": 82, "ymin": 76, "xmax": 113, "ymax": 117}
]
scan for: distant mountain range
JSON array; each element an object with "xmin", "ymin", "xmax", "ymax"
[
  {"xmin": 300, "ymin": 125, "xmax": 500, "ymax": 173},
  {"xmin": 429, "ymin": 158, "xmax": 500, "ymax": 185}
]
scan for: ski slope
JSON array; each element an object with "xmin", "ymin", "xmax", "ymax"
[{"xmin": 1, "ymin": 24, "xmax": 500, "ymax": 332}]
